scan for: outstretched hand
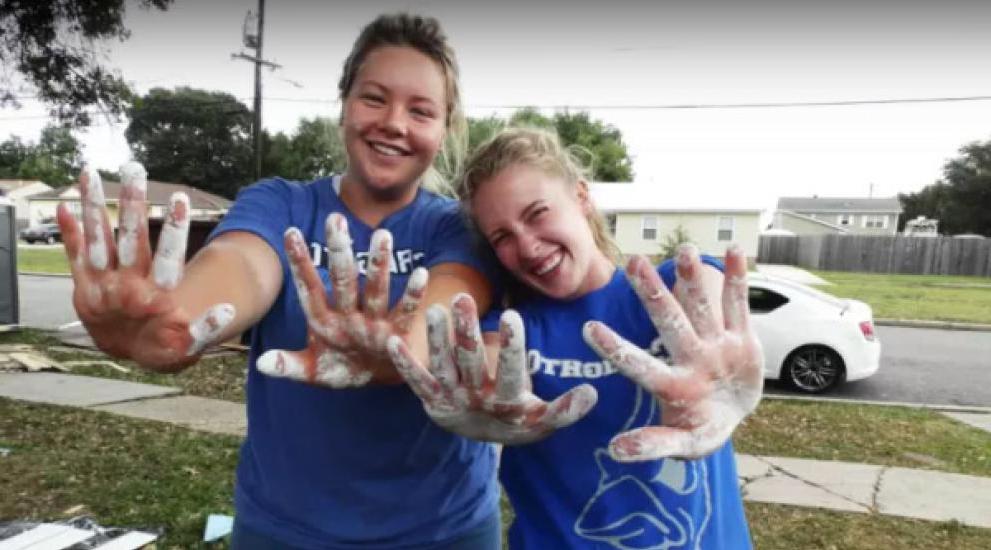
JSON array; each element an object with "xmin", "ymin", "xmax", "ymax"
[
  {"xmin": 583, "ymin": 244, "xmax": 763, "ymax": 461},
  {"xmin": 387, "ymin": 294, "xmax": 597, "ymax": 444},
  {"xmin": 256, "ymin": 213, "xmax": 428, "ymax": 387},
  {"xmin": 57, "ymin": 164, "xmax": 234, "ymax": 370}
]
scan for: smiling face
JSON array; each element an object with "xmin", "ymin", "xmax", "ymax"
[
  {"xmin": 340, "ymin": 45, "xmax": 448, "ymax": 202},
  {"xmin": 472, "ymin": 164, "xmax": 616, "ymax": 301}
]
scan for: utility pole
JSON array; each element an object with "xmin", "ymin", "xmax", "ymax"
[{"xmin": 232, "ymin": 0, "xmax": 280, "ymax": 181}]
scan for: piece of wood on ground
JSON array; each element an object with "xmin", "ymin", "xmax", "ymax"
[
  {"xmin": 9, "ymin": 352, "xmax": 67, "ymax": 373},
  {"xmin": 60, "ymin": 360, "xmax": 130, "ymax": 374}
]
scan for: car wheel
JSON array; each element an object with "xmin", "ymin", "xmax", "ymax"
[{"xmin": 783, "ymin": 345, "xmax": 845, "ymax": 394}]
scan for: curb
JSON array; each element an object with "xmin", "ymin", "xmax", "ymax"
[
  {"xmin": 18, "ymin": 271, "xmax": 71, "ymax": 278},
  {"xmin": 763, "ymin": 393, "xmax": 991, "ymax": 414},
  {"xmin": 875, "ymin": 318, "xmax": 991, "ymax": 332}
]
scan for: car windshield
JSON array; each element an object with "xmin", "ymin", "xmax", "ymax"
[{"xmin": 754, "ymin": 276, "xmax": 847, "ymax": 308}]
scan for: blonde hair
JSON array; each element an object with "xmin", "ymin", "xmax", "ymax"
[
  {"xmin": 459, "ymin": 127, "xmax": 621, "ymax": 263},
  {"xmin": 338, "ymin": 13, "xmax": 466, "ymax": 195}
]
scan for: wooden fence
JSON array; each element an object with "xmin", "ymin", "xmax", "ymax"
[{"xmin": 758, "ymin": 234, "xmax": 991, "ymax": 276}]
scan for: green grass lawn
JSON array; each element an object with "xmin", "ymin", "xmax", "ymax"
[
  {"xmin": 736, "ymin": 399, "xmax": 991, "ymax": 478},
  {"xmin": 16, "ymin": 246, "xmax": 71, "ymax": 275},
  {"xmin": 810, "ymin": 269, "xmax": 991, "ymax": 324},
  {"xmin": 2, "ymin": 397, "xmax": 988, "ymax": 549}
]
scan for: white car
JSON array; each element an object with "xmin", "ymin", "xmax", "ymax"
[{"xmin": 747, "ymin": 273, "xmax": 881, "ymax": 393}]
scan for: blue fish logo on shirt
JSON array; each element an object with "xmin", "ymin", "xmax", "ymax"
[{"xmin": 573, "ymin": 388, "xmax": 712, "ymax": 550}]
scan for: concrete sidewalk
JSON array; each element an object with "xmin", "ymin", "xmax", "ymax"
[{"xmin": 2, "ymin": 371, "xmax": 990, "ymax": 530}]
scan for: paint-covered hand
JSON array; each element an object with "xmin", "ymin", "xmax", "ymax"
[
  {"xmin": 388, "ymin": 294, "xmax": 598, "ymax": 444},
  {"xmin": 583, "ymin": 244, "xmax": 764, "ymax": 461},
  {"xmin": 256, "ymin": 214, "xmax": 428, "ymax": 387},
  {"xmin": 56, "ymin": 164, "xmax": 235, "ymax": 370}
]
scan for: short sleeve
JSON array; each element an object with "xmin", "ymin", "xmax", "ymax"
[
  {"xmin": 207, "ymin": 178, "xmax": 296, "ymax": 257},
  {"xmin": 658, "ymin": 254, "xmax": 725, "ymax": 290},
  {"xmin": 423, "ymin": 200, "xmax": 500, "ymax": 281}
]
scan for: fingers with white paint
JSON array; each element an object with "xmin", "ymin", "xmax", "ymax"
[
  {"xmin": 392, "ymin": 267, "xmax": 427, "ymax": 333},
  {"xmin": 117, "ymin": 161, "xmax": 150, "ymax": 271},
  {"xmin": 187, "ymin": 303, "xmax": 236, "ymax": 356},
  {"xmin": 79, "ymin": 165, "xmax": 114, "ymax": 271},
  {"xmin": 391, "ymin": 293, "xmax": 597, "ymax": 445},
  {"xmin": 325, "ymin": 212, "xmax": 357, "ymax": 312},
  {"xmin": 363, "ymin": 229, "xmax": 392, "ymax": 317},
  {"xmin": 451, "ymin": 294, "xmax": 487, "ymax": 389},
  {"xmin": 625, "ymin": 255, "xmax": 700, "ymax": 363},
  {"xmin": 151, "ymin": 192, "xmax": 190, "ymax": 290},
  {"xmin": 603, "ymin": 245, "xmax": 764, "ymax": 462},
  {"xmin": 494, "ymin": 310, "xmax": 528, "ymax": 402},
  {"xmin": 285, "ymin": 227, "xmax": 334, "ymax": 335}
]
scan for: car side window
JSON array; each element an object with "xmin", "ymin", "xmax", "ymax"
[{"xmin": 749, "ymin": 287, "xmax": 790, "ymax": 313}]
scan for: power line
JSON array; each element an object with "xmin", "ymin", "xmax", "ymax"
[{"xmin": 5, "ymin": 93, "xmax": 991, "ymax": 123}]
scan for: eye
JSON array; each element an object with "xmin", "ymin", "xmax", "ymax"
[
  {"xmin": 360, "ymin": 93, "xmax": 384, "ymax": 105},
  {"xmin": 489, "ymin": 232, "xmax": 508, "ymax": 248},
  {"xmin": 527, "ymin": 206, "xmax": 548, "ymax": 222},
  {"xmin": 410, "ymin": 106, "xmax": 436, "ymax": 119}
]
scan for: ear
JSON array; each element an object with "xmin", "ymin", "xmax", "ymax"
[{"xmin": 575, "ymin": 179, "xmax": 594, "ymax": 216}]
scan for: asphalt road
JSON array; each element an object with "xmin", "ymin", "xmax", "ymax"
[
  {"xmin": 766, "ymin": 325, "xmax": 991, "ymax": 408},
  {"xmin": 14, "ymin": 274, "xmax": 991, "ymax": 408}
]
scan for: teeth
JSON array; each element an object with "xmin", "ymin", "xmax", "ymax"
[
  {"xmin": 371, "ymin": 142, "xmax": 405, "ymax": 156},
  {"xmin": 534, "ymin": 252, "xmax": 562, "ymax": 276}
]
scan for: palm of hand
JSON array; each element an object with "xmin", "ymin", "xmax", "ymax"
[
  {"xmin": 256, "ymin": 213, "xmax": 426, "ymax": 387},
  {"xmin": 584, "ymin": 245, "xmax": 764, "ymax": 461},
  {"xmin": 389, "ymin": 294, "xmax": 597, "ymax": 445},
  {"xmin": 58, "ymin": 165, "xmax": 233, "ymax": 370}
]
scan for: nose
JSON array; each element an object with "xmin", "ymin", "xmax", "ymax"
[
  {"xmin": 517, "ymin": 231, "xmax": 542, "ymax": 260},
  {"xmin": 380, "ymin": 103, "xmax": 407, "ymax": 137}
]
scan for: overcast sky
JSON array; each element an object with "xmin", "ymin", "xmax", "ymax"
[{"xmin": 4, "ymin": 0, "xmax": 991, "ymax": 215}]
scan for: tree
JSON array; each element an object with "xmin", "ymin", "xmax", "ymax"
[
  {"xmin": 263, "ymin": 117, "xmax": 346, "ymax": 181},
  {"xmin": 0, "ymin": 124, "xmax": 82, "ymax": 185},
  {"xmin": 660, "ymin": 224, "xmax": 693, "ymax": 260},
  {"xmin": 898, "ymin": 138, "xmax": 991, "ymax": 236},
  {"xmin": 0, "ymin": 0, "xmax": 173, "ymax": 126},
  {"xmin": 126, "ymin": 87, "xmax": 253, "ymax": 198},
  {"xmin": 467, "ymin": 108, "xmax": 634, "ymax": 182}
]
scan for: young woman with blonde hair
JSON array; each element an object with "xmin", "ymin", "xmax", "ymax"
[
  {"xmin": 59, "ymin": 13, "xmax": 502, "ymax": 549},
  {"xmin": 390, "ymin": 127, "xmax": 764, "ymax": 549}
]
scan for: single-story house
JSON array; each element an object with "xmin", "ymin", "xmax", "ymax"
[
  {"xmin": 0, "ymin": 179, "xmax": 54, "ymax": 230},
  {"xmin": 774, "ymin": 196, "xmax": 902, "ymax": 235},
  {"xmin": 590, "ymin": 182, "xmax": 763, "ymax": 259},
  {"xmin": 27, "ymin": 179, "xmax": 232, "ymax": 229}
]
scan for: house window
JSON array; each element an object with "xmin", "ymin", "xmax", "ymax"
[
  {"xmin": 717, "ymin": 216, "xmax": 734, "ymax": 241},
  {"xmin": 641, "ymin": 216, "xmax": 657, "ymax": 240},
  {"xmin": 605, "ymin": 214, "xmax": 617, "ymax": 236},
  {"xmin": 863, "ymin": 215, "xmax": 887, "ymax": 229},
  {"xmin": 838, "ymin": 214, "xmax": 853, "ymax": 226}
]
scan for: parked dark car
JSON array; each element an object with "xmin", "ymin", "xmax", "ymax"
[{"xmin": 19, "ymin": 223, "xmax": 62, "ymax": 244}]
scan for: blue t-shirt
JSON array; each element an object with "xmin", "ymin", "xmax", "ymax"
[
  {"xmin": 209, "ymin": 177, "xmax": 499, "ymax": 549},
  {"xmin": 489, "ymin": 258, "xmax": 751, "ymax": 550}
]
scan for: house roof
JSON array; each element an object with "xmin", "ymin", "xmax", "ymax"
[
  {"xmin": 0, "ymin": 179, "xmax": 51, "ymax": 196},
  {"xmin": 30, "ymin": 180, "xmax": 232, "ymax": 211},
  {"xmin": 777, "ymin": 196, "xmax": 902, "ymax": 213},
  {"xmin": 590, "ymin": 182, "xmax": 764, "ymax": 214},
  {"xmin": 775, "ymin": 209, "xmax": 850, "ymax": 233}
]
